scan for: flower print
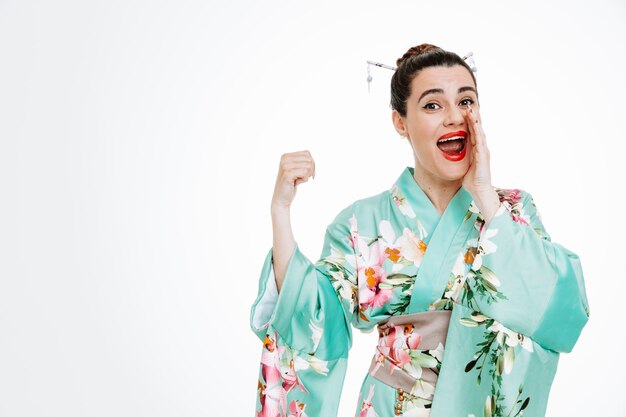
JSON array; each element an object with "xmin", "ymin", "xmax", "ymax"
[
  {"xmin": 328, "ymin": 269, "xmax": 357, "ymax": 313},
  {"xmin": 360, "ymin": 385, "xmax": 379, "ymax": 417},
  {"xmin": 442, "ymin": 252, "xmax": 468, "ymax": 301},
  {"xmin": 309, "ymin": 321, "xmax": 322, "ymax": 352},
  {"xmin": 277, "ymin": 352, "xmax": 308, "ymax": 394},
  {"xmin": 497, "ymin": 188, "xmax": 522, "ymax": 206},
  {"xmin": 316, "ymin": 218, "xmax": 358, "ymax": 313},
  {"xmin": 473, "ymin": 189, "xmax": 531, "ymax": 226},
  {"xmin": 460, "ymin": 222, "xmax": 507, "ymax": 308},
  {"xmin": 378, "ymin": 220, "xmax": 426, "ymax": 274},
  {"xmin": 451, "ymin": 250, "xmax": 469, "ymax": 276},
  {"xmin": 487, "ymin": 321, "xmax": 534, "ymax": 353},
  {"xmin": 497, "ymin": 188, "xmax": 532, "ymax": 225},
  {"xmin": 469, "ymin": 228, "xmax": 498, "ymax": 271},
  {"xmin": 356, "ymin": 238, "xmax": 393, "ymax": 309},
  {"xmin": 281, "ymin": 321, "xmax": 330, "ymax": 376},
  {"xmin": 378, "ymin": 220, "xmax": 402, "ymax": 263},
  {"xmin": 430, "ymin": 342, "xmax": 445, "ymax": 362},
  {"xmin": 385, "ymin": 246, "xmax": 402, "ymax": 263},
  {"xmin": 324, "ymin": 245, "xmax": 348, "ymax": 268},
  {"xmin": 461, "ymin": 312, "xmax": 535, "ymax": 409},
  {"xmin": 258, "ymin": 376, "xmax": 286, "ymax": 417},
  {"xmin": 484, "ymin": 396, "xmax": 493, "ymax": 417},
  {"xmin": 396, "ymin": 227, "xmax": 428, "ymax": 268},
  {"xmin": 377, "ymin": 324, "xmax": 441, "ymax": 391},
  {"xmin": 346, "ymin": 216, "xmax": 376, "ymax": 264},
  {"xmin": 257, "ymin": 332, "xmax": 312, "ymax": 417},
  {"xmin": 398, "ymin": 324, "xmax": 422, "ymax": 349},
  {"xmin": 260, "ymin": 334, "xmax": 283, "ymax": 384},
  {"xmin": 380, "ymin": 324, "xmax": 423, "ymax": 368},
  {"xmin": 288, "ymin": 400, "xmax": 308, "ymax": 417},
  {"xmin": 293, "ymin": 353, "xmax": 329, "ymax": 376},
  {"xmin": 464, "ymin": 246, "xmax": 478, "ymax": 265},
  {"xmin": 259, "ymin": 334, "xmax": 288, "ymax": 417},
  {"xmin": 410, "ymin": 378, "xmax": 436, "ymax": 399},
  {"xmin": 359, "ymin": 261, "xmax": 393, "ymax": 309},
  {"xmin": 402, "ymin": 395, "xmax": 435, "ymax": 416},
  {"xmin": 391, "ymin": 184, "xmax": 416, "ymax": 218},
  {"xmin": 431, "ymin": 250, "xmax": 471, "ymax": 310},
  {"xmin": 480, "ymin": 385, "xmax": 530, "ymax": 417},
  {"xmin": 342, "ymin": 216, "xmax": 418, "ymax": 313},
  {"xmin": 503, "ymin": 344, "xmax": 515, "ymax": 375},
  {"xmin": 509, "ymin": 205, "xmax": 530, "ymax": 226}
]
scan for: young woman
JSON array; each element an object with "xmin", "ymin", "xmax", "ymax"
[{"xmin": 250, "ymin": 43, "xmax": 589, "ymax": 417}]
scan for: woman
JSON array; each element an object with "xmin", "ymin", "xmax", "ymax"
[{"xmin": 250, "ymin": 44, "xmax": 589, "ymax": 417}]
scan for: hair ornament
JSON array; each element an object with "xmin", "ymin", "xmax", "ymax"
[
  {"xmin": 366, "ymin": 51, "xmax": 477, "ymax": 92},
  {"xmin": 462, "ymin": 52, "xmax": 478, "ymax": 74}
]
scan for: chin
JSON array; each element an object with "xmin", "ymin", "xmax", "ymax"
[{"xmin": 439, "ymin": 165, "xmax": 469, "ymax": 181}]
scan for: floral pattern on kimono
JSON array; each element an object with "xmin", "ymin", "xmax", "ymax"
[{"xmin": 250, "ymin": 166, "xmax": 589, "ymax": 417}]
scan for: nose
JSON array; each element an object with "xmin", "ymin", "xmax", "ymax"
[{"xmin": 443, "ymin": 104, "xmax": 466, "ymax": 127}]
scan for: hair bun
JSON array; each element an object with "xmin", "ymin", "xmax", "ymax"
[{"xmin": 396, "ymin": 43, "xmax": 442, "ymax": 67}]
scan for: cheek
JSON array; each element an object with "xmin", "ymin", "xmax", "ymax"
[{"xmin": 410, "ymin": 121, "xmax": 437, "ymax": 147}]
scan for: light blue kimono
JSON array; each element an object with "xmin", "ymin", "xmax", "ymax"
[{"xmin": 250, "ymin": 166, "xmax": 589, "ymax": 417}]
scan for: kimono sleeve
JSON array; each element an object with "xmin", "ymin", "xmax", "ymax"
[
  {"xmin": 249, "ymin": 206, "xmax": 358, "ymax": 417},
  {"xmin": 471, "ymin": 190, "xmax": 590, "ymax": 353}
]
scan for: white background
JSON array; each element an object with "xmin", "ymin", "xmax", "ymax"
[{"xmin": 1, "ymin": 0, "xmax": 624, "ymax": 416}]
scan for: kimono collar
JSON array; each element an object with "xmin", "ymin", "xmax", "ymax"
[{"xmin": 392, "ymin": 166, "xmax": 473, "ymax": 223}]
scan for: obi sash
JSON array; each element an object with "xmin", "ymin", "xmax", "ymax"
[{"xmin": 368, "ymin": 310, "xmax": 452, "ymax": 401}]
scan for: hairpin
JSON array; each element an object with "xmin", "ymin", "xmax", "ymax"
[
  {"xmin": 366, "ymin": 52, "xmax": 477, "ymax": 92},
  {"xmin": 462, "ymin": 52, "xmax": 478, "ymax": 73}
]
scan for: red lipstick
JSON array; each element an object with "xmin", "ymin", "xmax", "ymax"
[
  {"xmin": 437, "ymin": 130, "xmax": 467, "ymax": 141},
  {"xmin": 437, "ymin": 130, "xmax": 468, "ymax": 162}
]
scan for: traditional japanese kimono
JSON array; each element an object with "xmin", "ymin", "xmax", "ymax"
[{"xmin": 250, "ymin": 166, "xmax": 589, "ymax": 417}]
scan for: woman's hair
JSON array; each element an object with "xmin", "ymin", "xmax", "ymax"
[{"xmin": 391, "ymin": 43, "xmax": 477, "ymax": 117}]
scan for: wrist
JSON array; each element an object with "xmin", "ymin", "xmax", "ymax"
[
  {"xmin": 474, "ymin": 190, "xmax": 500, "ymax": 225},
  {"xmin": 271, "ymin": 203, "xmax": 291, "ymax": 218}
]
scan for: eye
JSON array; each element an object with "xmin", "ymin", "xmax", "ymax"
[
  {"xmin": 423, "ymin": 102, "xmax": 441, "ymax": 110},
  {"xmin": 459, "ymin": 98, "xmax": 474, "ymax": 107}
]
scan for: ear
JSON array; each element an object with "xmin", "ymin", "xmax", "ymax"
[{"xmin": 391, "ymin": 110, "xmax": 407, "ymax": 138}]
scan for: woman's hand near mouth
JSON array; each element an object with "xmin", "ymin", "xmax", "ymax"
[{"xmin": 461, "ymin": 106, "xmax": 500, "ymax": 227}]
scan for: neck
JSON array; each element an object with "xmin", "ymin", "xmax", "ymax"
[{"xmin": 411, "ymin": 163, "xmax": 462, "ymax": 216}]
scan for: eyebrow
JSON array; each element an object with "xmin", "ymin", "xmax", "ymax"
[{"xmin": 418, "ymin": 86, "xmax": 478, "ymax": 102}]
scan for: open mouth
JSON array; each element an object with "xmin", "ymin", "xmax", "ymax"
[{"xmin": 436, "ymin": 136, "xmax": 467, "ymax": 155}]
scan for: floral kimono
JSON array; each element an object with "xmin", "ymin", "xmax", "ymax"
[{"xmin": 250, "ymin": 166, "xmax": 589, "ymax": 417}]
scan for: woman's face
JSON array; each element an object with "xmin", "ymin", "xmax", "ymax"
[{"xmin": 392, "ymin": 65, "xmax": 479, "ymax": 183}]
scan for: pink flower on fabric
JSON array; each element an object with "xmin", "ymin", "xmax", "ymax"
[
  {"xmin": 347, "ymin": 217, "xmax": 396, "ymax": 311},
  {"xmin": 280, "ymin": 359, "xmax": 308, "ymax": 394},
  {"xmin": 495, "ymin": 188, "xmax": 531, "ymax": 225},
  {"xmin": 260, "ymin": 334, "xmax": 282, "ymax": 386},
  {"xmin": 359, "ymin": 264, "xmax": 392, "ymax": 308},
  {"xmin": 258, "ymin": 332, "xmax": 308, "ymax": 417},
  {"xmin": 392, "ymin": 324, "xmax": 422, "ymax": 368},
  {"xmin": 258, "ymin": 378, "xmax": 285, "ymax": 417},
  {"xmin": 259, "ymin": 333, "xmax": 287, "ymax": 417},
  {"xmin": 351, "ymin": 228, "xmax": 393, "ymax": 309},
  {"xmin": 287, "ymin": 400, "xmax": 308, "ymax": 417},
  {"xmin": 510, "ymin": 211, "xmax": 529, "ymax": 226},
  {"xmin": 360, "ymin": 385, "xmax": 379, "ymax": 417},
  {"xmin": 498, "ymin": 188, "xmax": 522, "ymax": 205},
  {"xmin": 378, "ymin": 324, "xmax": 422, "ymax": 368}
]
